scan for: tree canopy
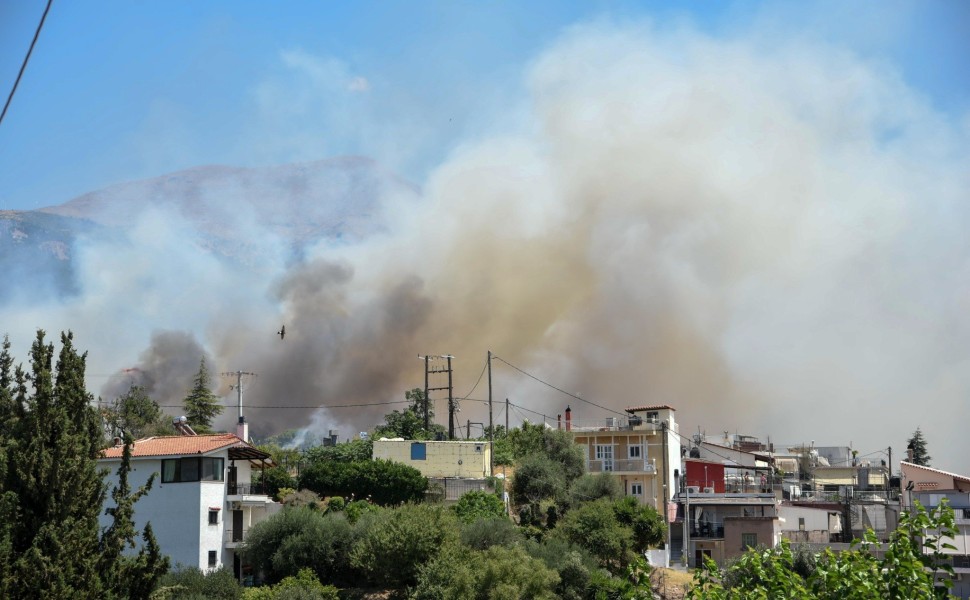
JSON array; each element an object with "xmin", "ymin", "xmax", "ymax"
[
  {"xmin": 183, "ymin": 356, "xmax": 222, "ymax": 432},
  {"xmin": 0, "ymin": 332, "xmax": 167, "ymax": 599},
  {"xmin": 906, "ymin": 427, "xmax": 932, "ymax": 466},
  {"xmin": 372, "ymin": 388, "xmax": 446, "ymax": 440}
]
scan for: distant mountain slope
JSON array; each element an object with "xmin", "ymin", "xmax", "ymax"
[{"xmin": 1, "ymin": 156, "xmax": 417, "ymax": 301}]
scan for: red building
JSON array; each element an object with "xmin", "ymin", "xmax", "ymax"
[{"xmin": 684, "ymin": 458, "xmax": 726, "ymax": 493}]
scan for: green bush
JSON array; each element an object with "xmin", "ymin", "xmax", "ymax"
[
  {"xmin": 611, "ymin": 496, "xmax": 665, "ymax": 552},
  {"xmin": 256, "ymin": 466, "xmax": 298, "ymax": 502},
  {"xmin": 242, "ymin": 508, "xmax": 358, "ymax": 586},
  {"xmin": 413, "ymin": 544, "xmax": 560, "ymax": 600},
  {"xmin": 153, "ymin": 567, "xmax": 242, "ymax": 600},
  {"xmin": 298, "ymin": 459, "xmax": 428, "ymax": 506},
  {"xmin": 453, "ymin": 490, "xmax": 506, "ymax": 523},
  {"xmin": 241, "ymin": 569, "xmax": 338, "ymax": 600},
  {"xmin": 565, "ymin": 473, "xmax": 623, "ymax": 510},
  {"xmin": 460, "ymin": 517, "xmax": 522, "ymax": 550},
  {"xmin": 687, "ymin": 500, "xmax": 959, "ymax": 600},
  {"xmin": 349, "ymin": 503, "xmax": 460, "ymax": 588},
  {"xmin": 552, "ymin": 498, "xmax": 635, "ymax": 573}
]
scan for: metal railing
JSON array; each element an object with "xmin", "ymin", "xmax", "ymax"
[
  {"xmin": 568, "ymin": 418, "xmax": 662, "ymax": 433},
  {"xmin": 587, "ymin": 459, "xmax": 656, "ymax": 473},
  {"xmin": 227, "ymin": 482, "xmax": 267, "ymax": 496},
  {"xmin": 223, "ymin": 528, "xmax": 247, "ymax": 544}
]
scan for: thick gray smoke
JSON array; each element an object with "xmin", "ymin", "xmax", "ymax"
[{"xmin": 2, "ymin": 22, "xmax": 968, "ymax": 471}]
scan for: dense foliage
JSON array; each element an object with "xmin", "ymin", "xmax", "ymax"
[
  {"xmin": 452, "ymin": 489, "xmax": 506, "ymax": 523},
  {"xmin": 103, "ymin": 384, "xmax": 172, "ymax": 439},
  {"xmin": 372, "ymin": 388, "xmax": 446, "ymax": 440},
  {"xmin": 0, "ymin": 332, "xmax": 167, "ymax": 599},
  {"xmin": 243, "ymin": 507, "xmax": 359, "ymax": 586},
  {"xmin": 350, "ymin": 503, "xmax": 460, "ymax": 588},
  {"xmin": 688, "ymin": 500, "xmax": 957, "ymax": 599},
  {"xmin": 907, "ymin": 427, "xmax": 932, "ymax": 467},
  {"xmin": 182, "ymin": 356, "xmax": 222, "ymax": 432},
  {"xmin": 299, "ymin": 458, "xmax": 428, "ymax": 505}
]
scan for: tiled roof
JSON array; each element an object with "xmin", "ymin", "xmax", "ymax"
[
  {"xmin": 901, "ymin": 461, "xmax": 970, "ymax": 484},
  {"xmin": 100, "ymin": 434, "xmax": 246, "ymax": 459},
  {"xmin": 624, "ymin": 404, "xmax": 676, "ymax": 413}
]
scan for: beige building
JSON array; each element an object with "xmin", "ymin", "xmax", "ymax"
[
  {"xmin": 569, "ymin": 404, "xmax": 681, "ymax": 514},
  {"xmin": 372, "ymin": 439, "xmax": 491, "ymax": 479}
]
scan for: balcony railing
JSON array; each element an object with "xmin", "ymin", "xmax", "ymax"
[
  {"xmin": 227, "ymin": 482, "xmax": 268, "ymax": 496},
  {"xmin": 588, "ymin": 459, "xmax": 657, "ymax": 474},
  {"xmin": 569, "ymin": 418, "xmax": 662, "ymax": 433},
  {"xmin": 224, "ymin": 528, "xmax": 248, "ymax": 544}
]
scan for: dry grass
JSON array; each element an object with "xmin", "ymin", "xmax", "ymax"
[{"xmin": 651, "ymin": 567, "xmax": 695, "ymax": 600}]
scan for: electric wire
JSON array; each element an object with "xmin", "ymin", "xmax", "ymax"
[
  {"xmin": 458, "ymin": 359, "xmax": 488, "ymax": 400},
  {"xmin": 1, "ymin": 0, "xmax": 53, "ymax": 128},
  {"xmin": 154, "ymin": 400, "xmax": 411, "ymax": 410},
  {"xmin": 491, "ymin": 354, "xmax": 628, "ymax": 417}
]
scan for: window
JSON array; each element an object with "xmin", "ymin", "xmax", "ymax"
[
  {"xmin": 798, "ymin": 517, "xmax": 805, "ymax": 531},
  {"xmin": 741, "ymin": 533, "xmax": 757, "ymax": 550},
  {"xmin": 595, "ymin": 445, "xmax": 614, "ymax": 471},
  {"xmin": 631, "ymin": 483, "xmax": 643, "ymax": 496},
  {"xmin": 646, "ymin": 411, "xmax": 659, "ymax": 423},
  {"xmin": 629, "ymin": 445, "xmax": 642, "ymax": 459},
  {"xmin": 963, "ymin": 508, "xmax": 970, "ymax": 520},
  {"xmin": 208, "ymin": 550, "xmax": 217, "ymax": 568},
  {"xmin": 208, "ymin": 509, "xmax": 219, "ymax": 525},
  {"xmin": 161, "ymin": 457, "xmax": 225, "ymax": 483},
  {"xmin": 411, "ymin": 442, "xmax": 426, "ymax": 460}
]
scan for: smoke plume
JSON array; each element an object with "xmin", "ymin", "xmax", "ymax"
[{"xmin": 2, "ymin": 21, "xmax": 968, "ymax": 471}]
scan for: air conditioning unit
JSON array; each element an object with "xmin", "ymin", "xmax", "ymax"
[
  {"xmin": 703, "ymin": 487, "xmax": 715, "ymax": 494},
  {"xmin": 605, "ymin": 417, "xmax": 617, "ymax": 428},
  {"xmin": 687, "ymin": 486, "xmax": 700, "ymax": 494}
]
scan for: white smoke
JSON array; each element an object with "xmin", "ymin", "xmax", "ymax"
[{"xmin": 2, "ymin": 19, "xmax": 968, "ymax": 472}]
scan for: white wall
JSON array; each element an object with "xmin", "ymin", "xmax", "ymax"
[
  {"xmin": 200, "ymin": 482, "xmax": 227, "ymax": 570},
  {"xmin": 100, "ymin": 456, "xmax": 204, "ymax": 570},
  {"xmin": 778, "ymin": 505, "xmax": 831, "ymax": 532}
]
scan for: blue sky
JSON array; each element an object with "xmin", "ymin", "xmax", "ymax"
[{"xmin": 0, "ymin": 0, "xmax": 967, "ymax": 210}]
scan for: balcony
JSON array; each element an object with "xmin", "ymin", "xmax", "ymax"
[
  {"xmin": 227, "ymin": 482, "xmax": 268, "ymax": 497},
  {"xmin": 569, "ymin": 417, "xmax": 661, "ymax": 433},
  {"xmin": 588, "ymin": 459, "xmax": 657, "ymax": 474},
  {"xmin": 223, "ymin": 528, "xmax": 249, "ymax": 548}
]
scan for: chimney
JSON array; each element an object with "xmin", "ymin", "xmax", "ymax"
[
  {"xmin": 565, "ymin": 405, "xmax": 572, "ymax": 432},
  {"xmin": 237, "ymin": 416, "xmax": 249, "ymax": 442}
]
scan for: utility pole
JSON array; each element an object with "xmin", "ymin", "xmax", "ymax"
[
  {"xmin": 423, "ymin": 355, "xmax": 430, "ymax": 431},
  {"xmin": 662, "ymin": 420, "xmax": 670, "ymax": 567},
  {"xmin": 419, "ymin": 355, "xmax": 454, "ymax": 437},
  {"xmin": 221, "ymin": 370, "xmax": 256, "ymax": 421},
  {"xmin": 446, "ymin": 355, "xmax": 454, "ymax": 439},
  {"xmin": 487, "ymin": 350, "xmax": 493, "ymax": 477},
  {"xmin": 505, "ymin": 398, "xmax": 509, "ymax": 433},
  {"xmin": 683, "ymin": 483, "xmax": 690, "ymax": 567}
]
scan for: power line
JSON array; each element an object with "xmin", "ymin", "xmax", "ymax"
[
  {"xmin": 156, "ymin": 400, "xmax": 411, "ymax": 410},
  {"xmin": 491, "ymin": 354, "xmax": 627, "ymax": 417},
  {"xmin": 458, "ymin": 359, "xmax": 488, "ymax": 400},
  {"xmin": 1, "ymin": 0, "xmax": 53, "ymax": 128}
]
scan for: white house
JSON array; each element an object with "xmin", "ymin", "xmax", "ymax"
[
  {"xmin": 99, "ymin": 421, "xmax": 279, "ymax": 580},
  {"xmin": 900, "ymin": 461, "xmax": 970, "ymax": 599}
]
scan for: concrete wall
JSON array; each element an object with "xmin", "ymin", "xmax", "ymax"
[
  {"xmin": 101, "ymin": 456, "xmax": 203, "ymax": 570},
  {"xmin": 723, "ymin": 516, "xmax": 780, "ymax": 561},
  {"xmin": 373, "ymin": 440, "xmax": 491, "ymax": 478}
]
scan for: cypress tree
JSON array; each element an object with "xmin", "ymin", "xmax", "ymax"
[
  {"xmin": 906, "ymin": 427, "xmax": 932, "ymax": 466},
  {"xmin": 183, "ymin": 356, "xmax": 222, "ymax": 432},
  {"xmin": 0, "ymin": 331, "xmax": 168, "ymax": 598}
]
